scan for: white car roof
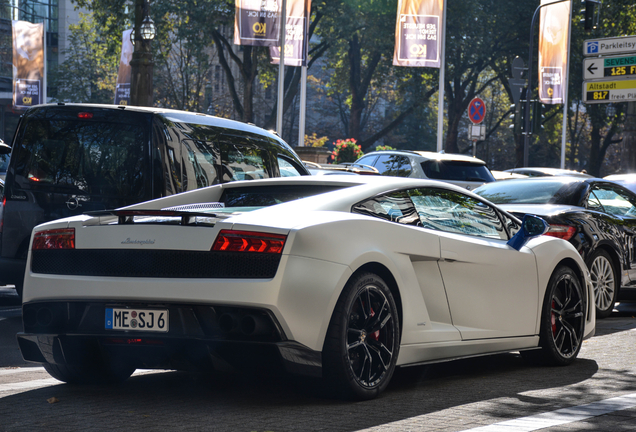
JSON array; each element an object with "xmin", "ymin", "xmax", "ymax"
[{"xmin": 362, "ymin": 150, "xmax": 487, "ymax": 165}]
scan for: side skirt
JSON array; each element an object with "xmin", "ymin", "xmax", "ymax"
[{"xmin": 397, "ymin": 336, "xmax": 540, "ymax": 367}]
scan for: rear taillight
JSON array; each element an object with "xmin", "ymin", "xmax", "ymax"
[
  {"xmin": 544, "ymin": 224, "xmax": 576, "ymax": 241},
  {"xmin": 32, "ymin": 228, "xmax": 76, "ymax": 250},
  {"xmin": 212, "ymin": 230, "xmax": 286, "ymax": 254},
  {"xmin": 78, "ymin": 112, "xmax": 93, "ymax": 119}
]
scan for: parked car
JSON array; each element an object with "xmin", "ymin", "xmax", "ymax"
[
  {"xmin": 504, "ymin": 167, "xmax": 593, "ymax": 178},
  {"xmin": 474, "ymin": 176, "xmax": 636, "ymax": 318},
  {"xmin": 354, "ymin": 150, "xmax": 495, "ymax": 190},
  {"xmin": 491, "ymin": 170, "xmax": 528, "ymax": 181},
  {"xmin": 303, "ymin": 161, "xmax": 379, "ymax": 176},
  {"xmin": 18, "ymin": 175, "xmax": 594, "ymax": 400},
  {"xmin": 605, "ymin": 173, "xmax": 636, "ymax": 194},
  {"xmin": 0, "ymin": 104, "xmax": 309, "ymax": 297}
]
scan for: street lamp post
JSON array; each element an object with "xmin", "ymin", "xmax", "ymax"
[{"xmin": 130, "ymin": 0, "xmax": 156, "ymax": 107}]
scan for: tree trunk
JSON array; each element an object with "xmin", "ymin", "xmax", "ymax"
[
  {"xmin": 348, "ymin": 35, "xmax": 363, "ymax": 140},
  {"xmin": 622, "ymin": 102, "xmax": 636, "ymax": 172}
]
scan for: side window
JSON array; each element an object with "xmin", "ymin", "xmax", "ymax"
[
  {"xmin": 161, "ymin": 125, "xmax": 182, "ymax": 195},
  {"xmin": 374, "ymin": 155, "xmax": 412, "ymax": 177},
  {"xmin": 356, "ymin": 155, "xmax": 378, "ymax": 168},
  {"xmin": 277, "ymin": 156, "xmax": 303, "ymax": 177},
  {"xmin": 352, "ymin": 191, "xmax": 421, "ymax": 226},
  {"xmin": 218, "ymin": 135, "xmax": 271, "ymax": 182},
  {"xmin": 589, "ymin": 186, "xmax": 636, "ymax": 216},
  {"xmin": 182, "ymin": 139, "xmax": 220, "ymax": 191},
  {"xmin": 408, "ymin": 188, "xmax": 507, "ymax": 240}
]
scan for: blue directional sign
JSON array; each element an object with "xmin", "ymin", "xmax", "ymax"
[{"xmin": 468, "ymin": 97, "xmax": 486, "ymax": 124}]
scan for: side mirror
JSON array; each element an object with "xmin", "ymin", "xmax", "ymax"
[
  {"xmin": 0, "ymin": 140, "xmax": 10, "ymax": 155},
  {"xmin": 507, "ymin": 214, "xmax": 549, "ymax": 251}
]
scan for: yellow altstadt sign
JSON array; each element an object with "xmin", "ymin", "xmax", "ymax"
[{"xmin": 583, "ymin": 79, "xmax": 636, "ymax": 103}]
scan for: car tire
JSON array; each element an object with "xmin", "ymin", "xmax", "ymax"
[
  {"xmin": 44, "ymin": 360, "xmax": 135, "ymax": 385},
  {"xmin": 322, "ymin": 272, "xmax": 400, "ymax": 400},
  {"xmin": 521, "ymin": 265, "xmax": 585, "ymax": 366},
  {"xmin": 586, "ymin": 249, "xmax": 618, "ymax": 319}
]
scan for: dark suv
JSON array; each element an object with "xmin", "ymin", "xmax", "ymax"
[{"xmin": 0, "ymin": 104, "xmax": 309, "ymax": 297}]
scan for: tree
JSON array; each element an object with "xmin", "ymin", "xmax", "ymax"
[
  {"xmin": 443, "ymin": 0, "xmax": 536, "ymax": 154},
  {"xmin": 50, "ymin": 13, "xmax": 119, "ymax": 103},
  {"xmin": 314, "ymin": 0, "xmax": 438, "ymax": 150}
]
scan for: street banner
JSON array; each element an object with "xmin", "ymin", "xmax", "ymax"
[
  {"xmin": 234, "ymin": 0, "xmax": 281, "ymax": 47},
  {"xmin": 115, "ymin": 29, "xmax": 133, "ymax": 105},
  {"xmin": 270, "ymin": 0, "xmax": 312, "ymax": 66},
  {"xmin": 12, "ymin": 20, "xmax": 44, "ymax": 109},
  {"xmin": 539, "ymin": 0, "xmax": 571, "ymax": 104},
  {"xmin": 393, "ymin": 0, "xmax": 444, "ymax": 68}
]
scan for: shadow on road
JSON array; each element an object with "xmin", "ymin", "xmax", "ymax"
[{"xmin": 0, "ymin": 351, "xmax": 603, "ymax": 431}]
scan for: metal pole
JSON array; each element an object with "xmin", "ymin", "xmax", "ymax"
[
  {"xmin": 524, "ymin": 0, "xmax": 570, "ymax": 167},
  {"xmin": 298, "ymin": 66, "xmax": 307, "ymax": 146},
  {"xmin": 436, "ymin": 0, "xmax": 447, "ymax": 152},
  {"xmin": 276, "ymin": 0, "xmax": 287, "ymax": 136},
  {"xmin": 561, "ymin": 2, "xmax": 573, "ymax": 169}
]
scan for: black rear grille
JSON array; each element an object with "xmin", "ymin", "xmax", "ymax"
[{"xmin": 31, "ymin": 249, "xmax": 281, "ymax": 278}]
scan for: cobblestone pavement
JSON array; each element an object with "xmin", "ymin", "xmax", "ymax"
[{"xmin": 1, "ymin": 296, "xmax": 636, "ymax": 432}]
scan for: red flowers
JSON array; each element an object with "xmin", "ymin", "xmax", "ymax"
[{"xmin": 330, "ymin": 138, "xmax": 363, "ymax": 164}]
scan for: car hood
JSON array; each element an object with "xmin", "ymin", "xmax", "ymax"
[{"xmin": 497, "ymin": 203, "xmax": 583, "ymax": 217}]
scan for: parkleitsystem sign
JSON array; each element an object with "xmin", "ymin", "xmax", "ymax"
[{"xmin": 583, "ymin": 35, "xmax": 636, "ymax": 104}]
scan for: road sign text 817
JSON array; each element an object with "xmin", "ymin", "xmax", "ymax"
[{"xmin": 587, "ymin": 91, "xmax": 609, "ymax": 101}]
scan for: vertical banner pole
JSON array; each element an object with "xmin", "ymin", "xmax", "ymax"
[
  {"xmin": 43, "ymin": 23, "xmax": 47, "ymax": 103},
  {"xmin": 298, "ymin": 65, "xmax": 307, "ymax": 146},
  {"xmin": 436, "ymin": 0, "xmax": 447, "ymax": 152},
  {"xmin": 560, "ymin": 2, "xmax": 572, "ymax": 169},
  {"xmin": 276, "ymin": 0, "xmax": 287, "ymax": 136}
]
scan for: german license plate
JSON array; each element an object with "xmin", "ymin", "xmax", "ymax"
[{"xmin": 105, "ymin": 308, "xmax": 169, "ymax": 332}]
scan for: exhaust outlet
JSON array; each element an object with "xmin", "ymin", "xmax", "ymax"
[
  {"xmin": 36, "ymin": 308, "xmax": 53, "ymax": 327},
  {"xmin": 218, "ymin": 313, "xmax": 239, "ymax": 333},
  {"xmin": 240, "ymin": 314, "xmax": 273, "ymax": 336}
]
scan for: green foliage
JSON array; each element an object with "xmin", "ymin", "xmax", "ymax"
[
  {"xmin": 305, "ymin": 133, "xmax": 329, "ymax": 148},
  {"xmin": 374, "ymin": 145, "xmax": 395, "ymax": 151},
  {"xmin": 50, "ymin": 13, "xmax": 118, "ymax": 103},
  {"xmin": 330, "ymin": 138, "xmax": 363, "ymax": 164}
]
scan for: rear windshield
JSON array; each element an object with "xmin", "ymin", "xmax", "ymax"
[
  {"xmin": 422, "ymin": 160, "xmax": 495, "ymax": 182},
  {"xmin": 221, "ymin": 184, "xmax": 347, "ymax": 207},
  {"xmin": 12, "ymin": 118, "xmax": 147, "ymax": 198},
  {"xmin": 474, "ymin": 180, "xmax": 582, "ymax": 205}
]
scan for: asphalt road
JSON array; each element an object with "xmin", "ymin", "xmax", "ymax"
[{"xmin": 2, "ymin": 286, "xmax": 636, "ymax": 432}]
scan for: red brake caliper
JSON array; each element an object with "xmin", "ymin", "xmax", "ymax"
[
  {"xmin": 551, "ymin": 299, "xmax": 557, "ymax": 335},
  {"xmin": 369, "ymin": 307, "xmax": 380, "ymax": 341}
]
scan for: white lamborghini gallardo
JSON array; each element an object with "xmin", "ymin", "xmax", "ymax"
[{"xmin": 18, "ymin": 176, "xmax": 595, "ymax": 400}]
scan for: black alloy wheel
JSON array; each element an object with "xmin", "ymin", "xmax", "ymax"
[
  {"xmin": 521, "ymin": 265, "xmax": 585, "ymax": 366},
  {"xmin": 323, "ymin": 272, "xmax": 400, "ymax": 400}
]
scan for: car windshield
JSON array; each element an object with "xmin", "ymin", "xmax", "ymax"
[
  {"xmin": 12, "ymin": 118, "xmax": 147, "ymax": 198},
  {"xmin": 421, "ymin": 160, "xmax": 495, "ymax": 182},
  {"xmin": 474, "ymin": 179, "xmax": 582, "ymax": 205}
]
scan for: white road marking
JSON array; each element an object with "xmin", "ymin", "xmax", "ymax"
[
  {"xmin": 463, "ymin": 393, "xmax": 636, "ymax": 431},
  {"xmin": 0, "ymin": 367, "xmax": 46, "ymax": 376}
]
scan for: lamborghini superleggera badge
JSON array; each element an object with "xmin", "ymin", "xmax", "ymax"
[{"xmin": 121, "ymin": 238, "xmax": 155, "ymax": 245}]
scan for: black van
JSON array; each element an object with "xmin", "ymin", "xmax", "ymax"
[{"xmin": 0, "ymin": 104, "xmax": 309, "ymax": 297}]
